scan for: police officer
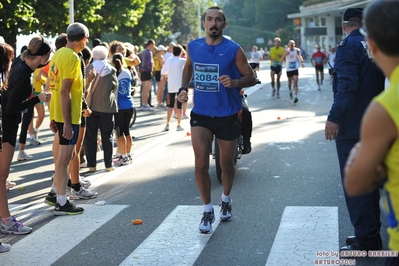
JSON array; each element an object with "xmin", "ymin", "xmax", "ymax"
[{"xmin": 324, "ymin": 8, "xmax": 385, "ymax": 251}]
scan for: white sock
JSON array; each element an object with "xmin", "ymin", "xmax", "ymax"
[
  {"xmin": 50, "ymin": 185, "xmax": 57, "ymax": 194},
  {"xmin": 203, "ymin": 203, "xmax": 213, "ymax": 213},
  {"xmin": 221, "ymin": 193, "xmax": 230, "ymax": 202},
  {"xmin": 122, "ymin": 154, "xmax": 127, "ymax": 158},
  {"xmin": 56, "ymin": 195, "xmax": 67, "ymax": 206}
]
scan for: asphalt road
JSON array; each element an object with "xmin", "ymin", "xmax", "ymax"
[{"xmin": 2, "ymin": 61, "xmax": 389, "ymax": 266}]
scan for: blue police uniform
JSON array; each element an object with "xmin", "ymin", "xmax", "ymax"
[{"xmin": 328, "ymin": 28, "xmax": 385, "ymax": 248}]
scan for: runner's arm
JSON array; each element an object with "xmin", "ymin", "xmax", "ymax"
[
  {"xmin": 234, "ymin": 47, "xmax": 257, "ymax": 88},
  {"xmin": 181, "ymin": 46, "xmax": 193, "ymax": 88},
  {"xmin": 344, "ymin": 102, "xmax": 396, "ymax": 196}
]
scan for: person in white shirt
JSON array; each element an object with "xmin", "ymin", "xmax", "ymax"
[
  {"xmin": 161, "ymin": 45, "xmax": 186, "ymax": 131},
  {"xmin": 250, "ymin": 45, "xmax": 263, "ymax": 71}
]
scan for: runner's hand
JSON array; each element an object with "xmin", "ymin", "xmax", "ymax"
[
  {"xmin": 63, "ymin": 123, "xmax": 74, "ymax": 140},
  {"xmin": 49, "ymin": 120, "xmax": 58, "ymax": 134},
  {"xmin": 177, "ymin": 87, "xmax": 188, "ymax": 103},
  {"xmin": 218, "ymin": 75, "xmax": 236, "ymax": 88}
]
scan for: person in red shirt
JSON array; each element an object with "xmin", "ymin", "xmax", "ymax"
[{"xmin": 311, "ymin": 45, "xmax": 327, "ymax": 90}]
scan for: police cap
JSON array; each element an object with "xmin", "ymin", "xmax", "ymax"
[{"xmin": 343, "ymin": 8, "xmax": 363, "ymax": 22}]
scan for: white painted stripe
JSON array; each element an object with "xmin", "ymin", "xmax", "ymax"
[
  {"xmin": 1, "ymin": 204, "xmax": 128, "ymax": 266},
  {"xmin": 265, "ymin": 206, "xmax": 338, "ymax": 266},
  {"xmin": 120, "ymin": 205, "xmax": 221, "ymax": 266}
]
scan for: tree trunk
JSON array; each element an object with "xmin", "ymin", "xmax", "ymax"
[{"xmin": 3, "ymin": 29, "xmax": 18, "ymax": 56}]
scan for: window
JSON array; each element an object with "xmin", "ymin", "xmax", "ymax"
[
  {"xmin": 320, "ymin": 18, "xmax": 326, "ymax": 26},
  {"xmin": 308, "ymin": 18, "xmax": 315, "ymax": 27}
]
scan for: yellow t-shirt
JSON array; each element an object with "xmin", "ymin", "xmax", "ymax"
[
  {"xmin": 374, "ymin": 65, "xmax": 399, "ymax": 251},
  {"xmin": 153, "ymin": 54, "xmax": 161, "ymax": 71},
  {"xmin": 269, "ymin": 46, "xmax": 285, "ymax": 67},
  {"xmin": 48, "ymin": 47, "xmax": 83, "ymax": 125},
  {"xmin": 33, "ymin": 68, "xmax": 47, "ymax": 93}
]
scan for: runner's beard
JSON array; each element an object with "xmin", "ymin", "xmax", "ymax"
[{"xmin": 209, "ymin": 28, "xmax": 220, "ymax": 39}]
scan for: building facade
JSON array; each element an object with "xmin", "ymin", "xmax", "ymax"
[{"xmin": 287, "ymin": 0, "xmax": 371, "ymax": 56}]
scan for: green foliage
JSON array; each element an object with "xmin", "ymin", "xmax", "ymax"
[
  {"xmin": 223, "ymin": 0, "xmax": 303, "ymax": 50},
  {"xmin": 0, "ymin": 0, "xmax": 303, "ymax": 52},
  {"xmin": 86, "ymin": 0, "xmax": 148, "ymax": 38}
]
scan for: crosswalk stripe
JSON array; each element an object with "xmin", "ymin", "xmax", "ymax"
[
  {"xmin": 1, "ymin": 204, "xmax": 128, "ymax": 266},
  {"xmin": 265, "ymin": 206, "xmax": 338, "ymax": 266},
  {"xmin": 119, "ymin": 205, "xmax": 221, "ymax": 266}
]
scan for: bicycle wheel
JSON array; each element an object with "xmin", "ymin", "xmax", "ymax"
[
  {"xmin": 129, "ymin": 107, "xmax": 137, "ymax": 128},
  {"xmin": 214, "ymin": 138, "xmax": 222, "ymax": 183}
]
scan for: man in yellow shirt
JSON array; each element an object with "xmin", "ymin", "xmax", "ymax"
[
  {"xmin": 48, "ymin": 22, "xmax": 89, "ymax": 215},
  {"xmin": 269, "ymin": 37, "xmax": 285, "ymax": 98},
  {"xmin": 344, "ymin": 1, "xmax": 399, "ymax": 264}
]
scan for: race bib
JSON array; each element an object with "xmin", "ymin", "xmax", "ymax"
[
  {"xmin": 273, "ymin": 61, "xmax": 280, "ymax": 67},
  {"xmin": 194, "ymin": 63, "xmax": 219, "ymax": 92},
  {"xmin": 289, "ymin": 61, "xmax": 296, "ymax": 69},
  {"xmin": 315, "ymin": 57, "xmax": 323, "ymax": 64}
]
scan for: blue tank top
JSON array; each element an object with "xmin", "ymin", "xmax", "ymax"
[
  {"xmin": 189, "ymin": 37, "xmax": 241, "ymax": 117},
  {"xmin": 117, "ymin": 69, "xmax": 134, "ymax": 110}
]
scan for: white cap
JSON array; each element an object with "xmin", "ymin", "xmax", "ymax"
[{"xmin": 158, "ymin": 45, "xmax": 167, "ymax": 51}]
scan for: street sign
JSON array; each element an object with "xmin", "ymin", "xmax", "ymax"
[{"xmin": 256, "ymin": 38, "xmax": 264, "ymax": 44}]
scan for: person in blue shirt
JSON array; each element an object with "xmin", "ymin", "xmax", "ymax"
[
  {"xmin": 324, "ymin": 7, "xmax": 385, "ymax": 251},
  {"xmin": 112, "ymin": 53, "xmax": 134, "ymax": 166},
  {"xmin": 178, "ymin": 6, "xmax": 257, "ymax": 234}
]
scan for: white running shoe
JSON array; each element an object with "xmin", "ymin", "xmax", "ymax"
[
  {"xmin": 0, "ymin": 216, "xmax": 32, "ymax": 235},
  {"xmin": 219, "ymin": 200, "xmax": 233, "ymax": 222},
  {"xmin": 17, "ymin": 151, "xmax": 33, "ymax": 161},
  {"xmin": 79, "ymin": 176, "xmax": 91, "ymax": 188},
  {"xmin": 199, "ymin": 208, "xmax": 215, "ymax": 234},
  {"xmin": 6, "ymin": 180, "xmax": 16, "ymax": 189},
  {"xmin": 29, "ymin": 137, "xmax": 41, "ymax": 145},
  {"xmin": 69, "ymin": 187, "xmax": 98, "ymax": 200},
  {"xmin": 0, "ymin": 242, "xmax": 11, "ymax": 253}
]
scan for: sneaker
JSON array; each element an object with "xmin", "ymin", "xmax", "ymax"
[
  {"xmin": 127, "ymin": 154, "xmax": 133, "ymax": 164},
  {"xmin": 293, "ymin": 97, "xmax": 299, "ymax": 104},
  {"xmin": 157, "ymin": 103, "xmax": 165, "ymax": 109},
  {"xmin": 220, "ymin": 200, "xmax": 232, "ymax": 222},
  {"xmin": 272, "ymin": 89, "xmax": 276, "ymax": 97},
  {"xmin": 182, "ymin": 114, "xmax": 189, "ymax": 120},
  {"xmin": 80, "ymin": 161, "xmax": 87, "ymax": 168},
  {"xmin": 289, "ymin": 91, "xmax": 293, "ymax": 100},
  {"xmin": 80, "ymin": 176, "xmax": 91, "ymax": 188},
  {"xmin": 0, "ymin": 216, "xmax": 32, "ymax": 235},
  {"xmin": 140, "ymin": 105, "xmax": 154, "ymax": 111},
  {"xmin": 54, "ymin": 200, "xmax": 84, "ymax": 216},
  {"xmin": 172, "ymin": 113, "xmax": 177, "ymax": 119},
  {"xmin": 114, "ymin": 156, "xmax": 129, "ymax": 166},
  {"xmin": 17, "ymin": 151, "xmax": 33, "ymax": 161},
  {"xmin": 199, "ymin": 208, "xmax": 215, "ymax": 234},
  {"xmin": 69, "ymin": 187, "xmax": 98, "ymax": 200},
  {"xmin": 0, "ymin": 242, "xmax": 11, "ymax": 253},
  {"xmin": 88, "ymin": 167, "xmax": 97, "ymax": 172},
  {"xmin": 106, "ymin": 167, "xmax": 115, "ymax": 172},
  {"xmin": 29, "ymin": 137, "xmax": 41, "ymax": 145},
  {"xmin": 164, "ymin": 125, "xmax": 169, "ymax": 131},
  {"xmin": 44, "ymin": 192, "xmax": 56, "ymax": 206},
  {"xmin": 6, "ymin": 180, "xmax": 16, "ymax": 189},
  {"xmin": 318, "ymin": 86, "xmax": 321, "ymax": 91},
  {"xmin": 176, "ymin": 126, "xmax": 184, "ymax": 131},
  {"xmin": 276, "ymin": 92, "xmax": 280, "ymax": 98}
]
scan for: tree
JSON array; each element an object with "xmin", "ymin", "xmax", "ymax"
[
  {"xmin": 129, "ymin": 0, "xmax": 175, "ymax": 46},
  {"xmin": 85, "ymin": 0, "xmax": 149, "ymax": 39},
  {"xmin": 223, "ymin": 0, "xmax": 303, "ymax": 50},
  {"xmin": 0, "ymin": 0, "xmax": 104, "ymax": 50}
]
